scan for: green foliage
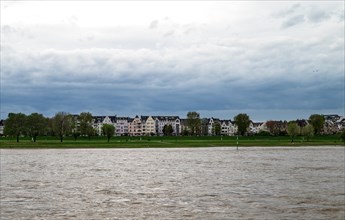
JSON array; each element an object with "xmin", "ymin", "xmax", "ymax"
[
  {"xmin": 213, "ymin": 122, "xmax": 221, "ymax": 136},
  {"xmin": 78, "ymin": 112, "xmax": 93, "ymax": 138},
  {"xmin": 86, "ymin": 126, "xmax": 97, "ymax": 140},
  {"xmin": 163, "ymin": 124, "xmax": 173, "ymax": 136},
  {"xmin": 256, "ymin": 130, "xmax": 272, "ymax": 136},
  {"xmin": 201, "ymin": 118, "xmax": 209, "ymax": 136},
  {"xmin": 340, "ymin": 129, "xmax": 345, "ymax": 144},
  {"xmin": 1, "ymin": 134, "xmax": 342, "ymax": 148},
  {"xmin": 3, "ymin": 113, "xmax": 27, "ymax": 142},
  {"xmin": 234, "ymin": 113, "xmax": 250, "ymax": 136},
  {"xmin": 187, "ymin": 111, "xmax": 201, "ymax": 136},
  {"xmin": 70, "ymin": 115, "xmax": 80, "ymax": 141},
  {"xmin": 102, "ymin": 124, "xmax": 115, "ymax": 142},
  {"xmin": 52, "ymin": 112, "xmax": 72, "ymax": 142},
  {"xmin": 287, "ymin": 121, "xmax": 300, "ymax": 142},
  {"xmin": 26, "ymin": 113, "xmax": 47, "ymax": 142},
  {"xmin": 301, "ymin": 124, "xmax": 314, "ymax": 141},
  {"xmin": 309, "ymin": 114, "xmax": 325, "ymax": 135},
  {"xmin": 182, "ymin": 129, "xmax": 190, "ymax": 136}
]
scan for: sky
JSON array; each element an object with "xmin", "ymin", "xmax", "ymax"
[{"xmin": 1, "ymin": 1, "xmax": 344, "ymax": 121}]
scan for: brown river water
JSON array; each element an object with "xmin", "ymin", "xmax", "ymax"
[{"xmin": 0, "ymin": 147, "xmax": 344, "ymax": 219}]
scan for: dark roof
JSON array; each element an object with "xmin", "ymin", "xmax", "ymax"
[
  {"xmin": 116, "ymin": 117, "xmax": 130, "ymax": 121},
  {"xmin": 296, "ymin": 119, "xmax": 308, "ymax": 127},
  {"xmin": 153, "ymin": 116, "xmax": 180, "ymax": 121},
  {"xmin": 93, "ymin": 116, "xmax": 116, "ymax": 123},
  {"xmin": 324, "ymin": 115, "xmax": 341, "ymax": 122}
]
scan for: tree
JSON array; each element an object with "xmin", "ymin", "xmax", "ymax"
[
  {"xmin": 182, "ymin": 129, "xmax": 190, "ymax": 136},
  {"xmin": 287, "ymin": 121, "xmax": 300, "ymax": 142},
  {"xmin": 187, "ymin": 111, "xmax": 201, "ymax": 136},
  {"xmin": 86, "ymin": 126, "xmax": 97, "ymax": 139},
  {"xmin": 301, "ymin": 124, "xmax": 314, "ymax": 141},
  {"xmin": 4, "ymin": 113, "xmax": 27, "ymax": 142},
  {"xmin": 26, "ymin": 113, "xmax": 47, "ymax": 142},
  {"xmin": 213, "ymin": 122, "xmax": 221, "ymax": 136},
  {"xmin": 70, "ymin": 115, "xmax": 80, "ymax": 141},
  {"xmin": 78, "ymin": 112, "xmax": 94, "ymax": 139},
  {"xmin": 52, "ymin": 112, "xmax": 72, "ymax": 142},
  {"xmin": 201, "ymin": 118, "xmax": 209, "ymax": 136},
  {"xmin": 163, "ymin": 124, "xmax": 173, "ymax": 136},
  {"xmin": 266, "ymin": 121, "xmax": 278, "ymax": 135},
  {"xmin": 234, "ymin": 113, "xmax": 250, "ymax": 136},
  {"xmin": 309, "ymin": 114, "xmax": 325, "ymax": 135},
  {"xmin": 102, "ymin": 124, "xmax": 115, "ymax": 142},
  {"xmin": 340, "ymin": 129, "xmax": 345, "ymax": 145}
]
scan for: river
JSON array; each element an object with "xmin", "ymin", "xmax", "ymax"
[{"xmin": 0, "ymin": 147, "xmax": 344, "ymax": 219}]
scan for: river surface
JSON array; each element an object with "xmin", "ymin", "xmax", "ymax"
[{"xmin": 0, "ymin": 147, "xmax": 344, "ymax": 219}]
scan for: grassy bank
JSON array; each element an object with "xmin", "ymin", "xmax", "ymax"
[{"xmin": 0, "ymin": 135, "xmax": 343, "ymax": 148}]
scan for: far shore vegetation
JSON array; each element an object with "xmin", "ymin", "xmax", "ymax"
[{"xmin": 1, "ymin": 111, "xmax": 344, "ymax": 148}]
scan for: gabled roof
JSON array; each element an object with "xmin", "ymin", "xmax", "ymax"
[{"xmin": 92, "ymin": 116, "xmax": 116, "ymax": 123}]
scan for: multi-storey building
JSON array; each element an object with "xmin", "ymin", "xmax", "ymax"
[
  {"xmin": 115, "ymin": 117, "xmax": 130, "ymax": 136},
  {"xmin": 153, "ymin": 116, "xmax": 180, "ymax": 136},
  {"xmin": 207, "ymin": 117, "xmax": 221, "ymax": 135},
  {"xmin": 142, "ymin": 116, "xmax": 156, "ymax": 135},
  {"xmin": 249, "ymin": 122, "xmax": 265, "ymax": 134},
  {"xmin": 93, "ymin": 116, "xmax": 116, "ymax": 136},
  {"xmin": 220, "ymin": 120, "xmax": 237, "ymax": 136},
  {"xmin": 129, "ymin": 116, "xmax": 142, "ymax": 136}
]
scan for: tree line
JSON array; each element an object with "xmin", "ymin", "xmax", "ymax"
[
  {"xmin": 3, "ymin": 112, "xmax": 115, "ymax": 143},
  {"xmin": 184, "ymin": 112, "xmax": 341, "ymax": 142},
  {"xmin": 3, "ymin": 111, "xmax": 344, "ymax": 143}
]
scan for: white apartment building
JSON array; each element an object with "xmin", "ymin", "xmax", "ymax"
[{"xmin": 153, "ymin": 116, "xmax": 181, "ymax": 136}]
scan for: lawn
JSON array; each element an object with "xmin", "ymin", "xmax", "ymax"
[{"xmin": 0, "ymin": 135, "xmax": 343, "ymax": 148}]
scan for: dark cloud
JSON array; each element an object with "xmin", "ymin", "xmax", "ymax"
[
  {"xmin": 2, "ymin": 2, "xmax": 343, "ymax": 120},
  {"xmin": 2, "ymin": 41, "xmax": 343, "ymax": 120}
]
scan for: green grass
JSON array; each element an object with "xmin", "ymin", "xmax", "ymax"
[{"xmin": 0, "ymin": 135, "xmax": 343, "ymax": 148}]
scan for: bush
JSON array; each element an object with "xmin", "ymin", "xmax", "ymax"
[
  {"xmin": 256, "ymin": 130, "xmax": 272, "ymax": 136},
  {"xmin": 340, "ymin": 129, "xmax": 345, "ymax": 143}
]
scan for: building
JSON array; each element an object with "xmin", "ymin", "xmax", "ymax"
[
  {"xmin": 220, "ymin": 120, "xmax": 237, "ymax": 136},
  {"xmin": 207, "ymin": 117, "xmax": 220, "ymax": 136},
  {"xmin": 142, "ymin": 116, "xmax": 156, "ymax": 135},
  {"xmin": 153, "ymin": 116, "xmax": 181, "ymax": 136},
  {"xmin": 92, "ymin": 116, "xmax": 116, "ymax": 136},
  {"xmin": 129, "ymin": 116, "xmax": 142, "ymax": 136},
  {"xmin": 115, "ymin": 117, "xmax": 130, "ymax": 136},
  {"xmin": 249, "ymin": 122, "xmax": 265, "ymax": 134},
  {"xmin": 0, "ymin": 120, "xmax": 4, "ymax": 136}
]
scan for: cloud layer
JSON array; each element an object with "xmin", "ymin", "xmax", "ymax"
[{"xmin": 1, "ymin": 1, "xmax": 344, "ymax": 120}]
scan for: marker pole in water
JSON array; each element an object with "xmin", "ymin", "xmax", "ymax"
[{"xmin": 236, "ymin": 135, "xmax": 239, "ymax": 150}]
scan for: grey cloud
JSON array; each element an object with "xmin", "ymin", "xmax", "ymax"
[
  {"xmin": 307, "ymin": 10, "xmax": 330, "ymax": 23},
  {"xmin": 2, "ymin": 36, "xmax": 343, "ymax": 119},
  {"xmin": 281, "ymin": 15, "xmax": 305, "ymax": 28},
  {"xmin": 2, "ymin": 10, "xmax": 343, "ymax": 120},
  {"xmin": 338, "ymin": 9, "xmax": 345, "ymax": 21},
  {"xmin": 149, "ymin": 20, "xmax": 159, "ymax": 29},
  {"xmin": 274, "ymin": 3, "xmax": 301, "ymax": 18},
  {"xmin": 163, "ymin": 30, "xmax": 175, "ymax": 37}
]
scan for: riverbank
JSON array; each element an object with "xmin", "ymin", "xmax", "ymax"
[{"xmin": 0, "ymin": 135, "xmax": 343, "ymax": 148}]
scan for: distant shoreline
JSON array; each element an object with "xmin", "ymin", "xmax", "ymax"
[{"xmin": 1, "ymin": 135, "xmax": 343, "ymax": 149}]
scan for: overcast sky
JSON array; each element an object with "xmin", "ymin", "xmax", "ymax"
[{"xmin": 1, "ymin": 1, "xmax": 344, "ymax": 121}]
